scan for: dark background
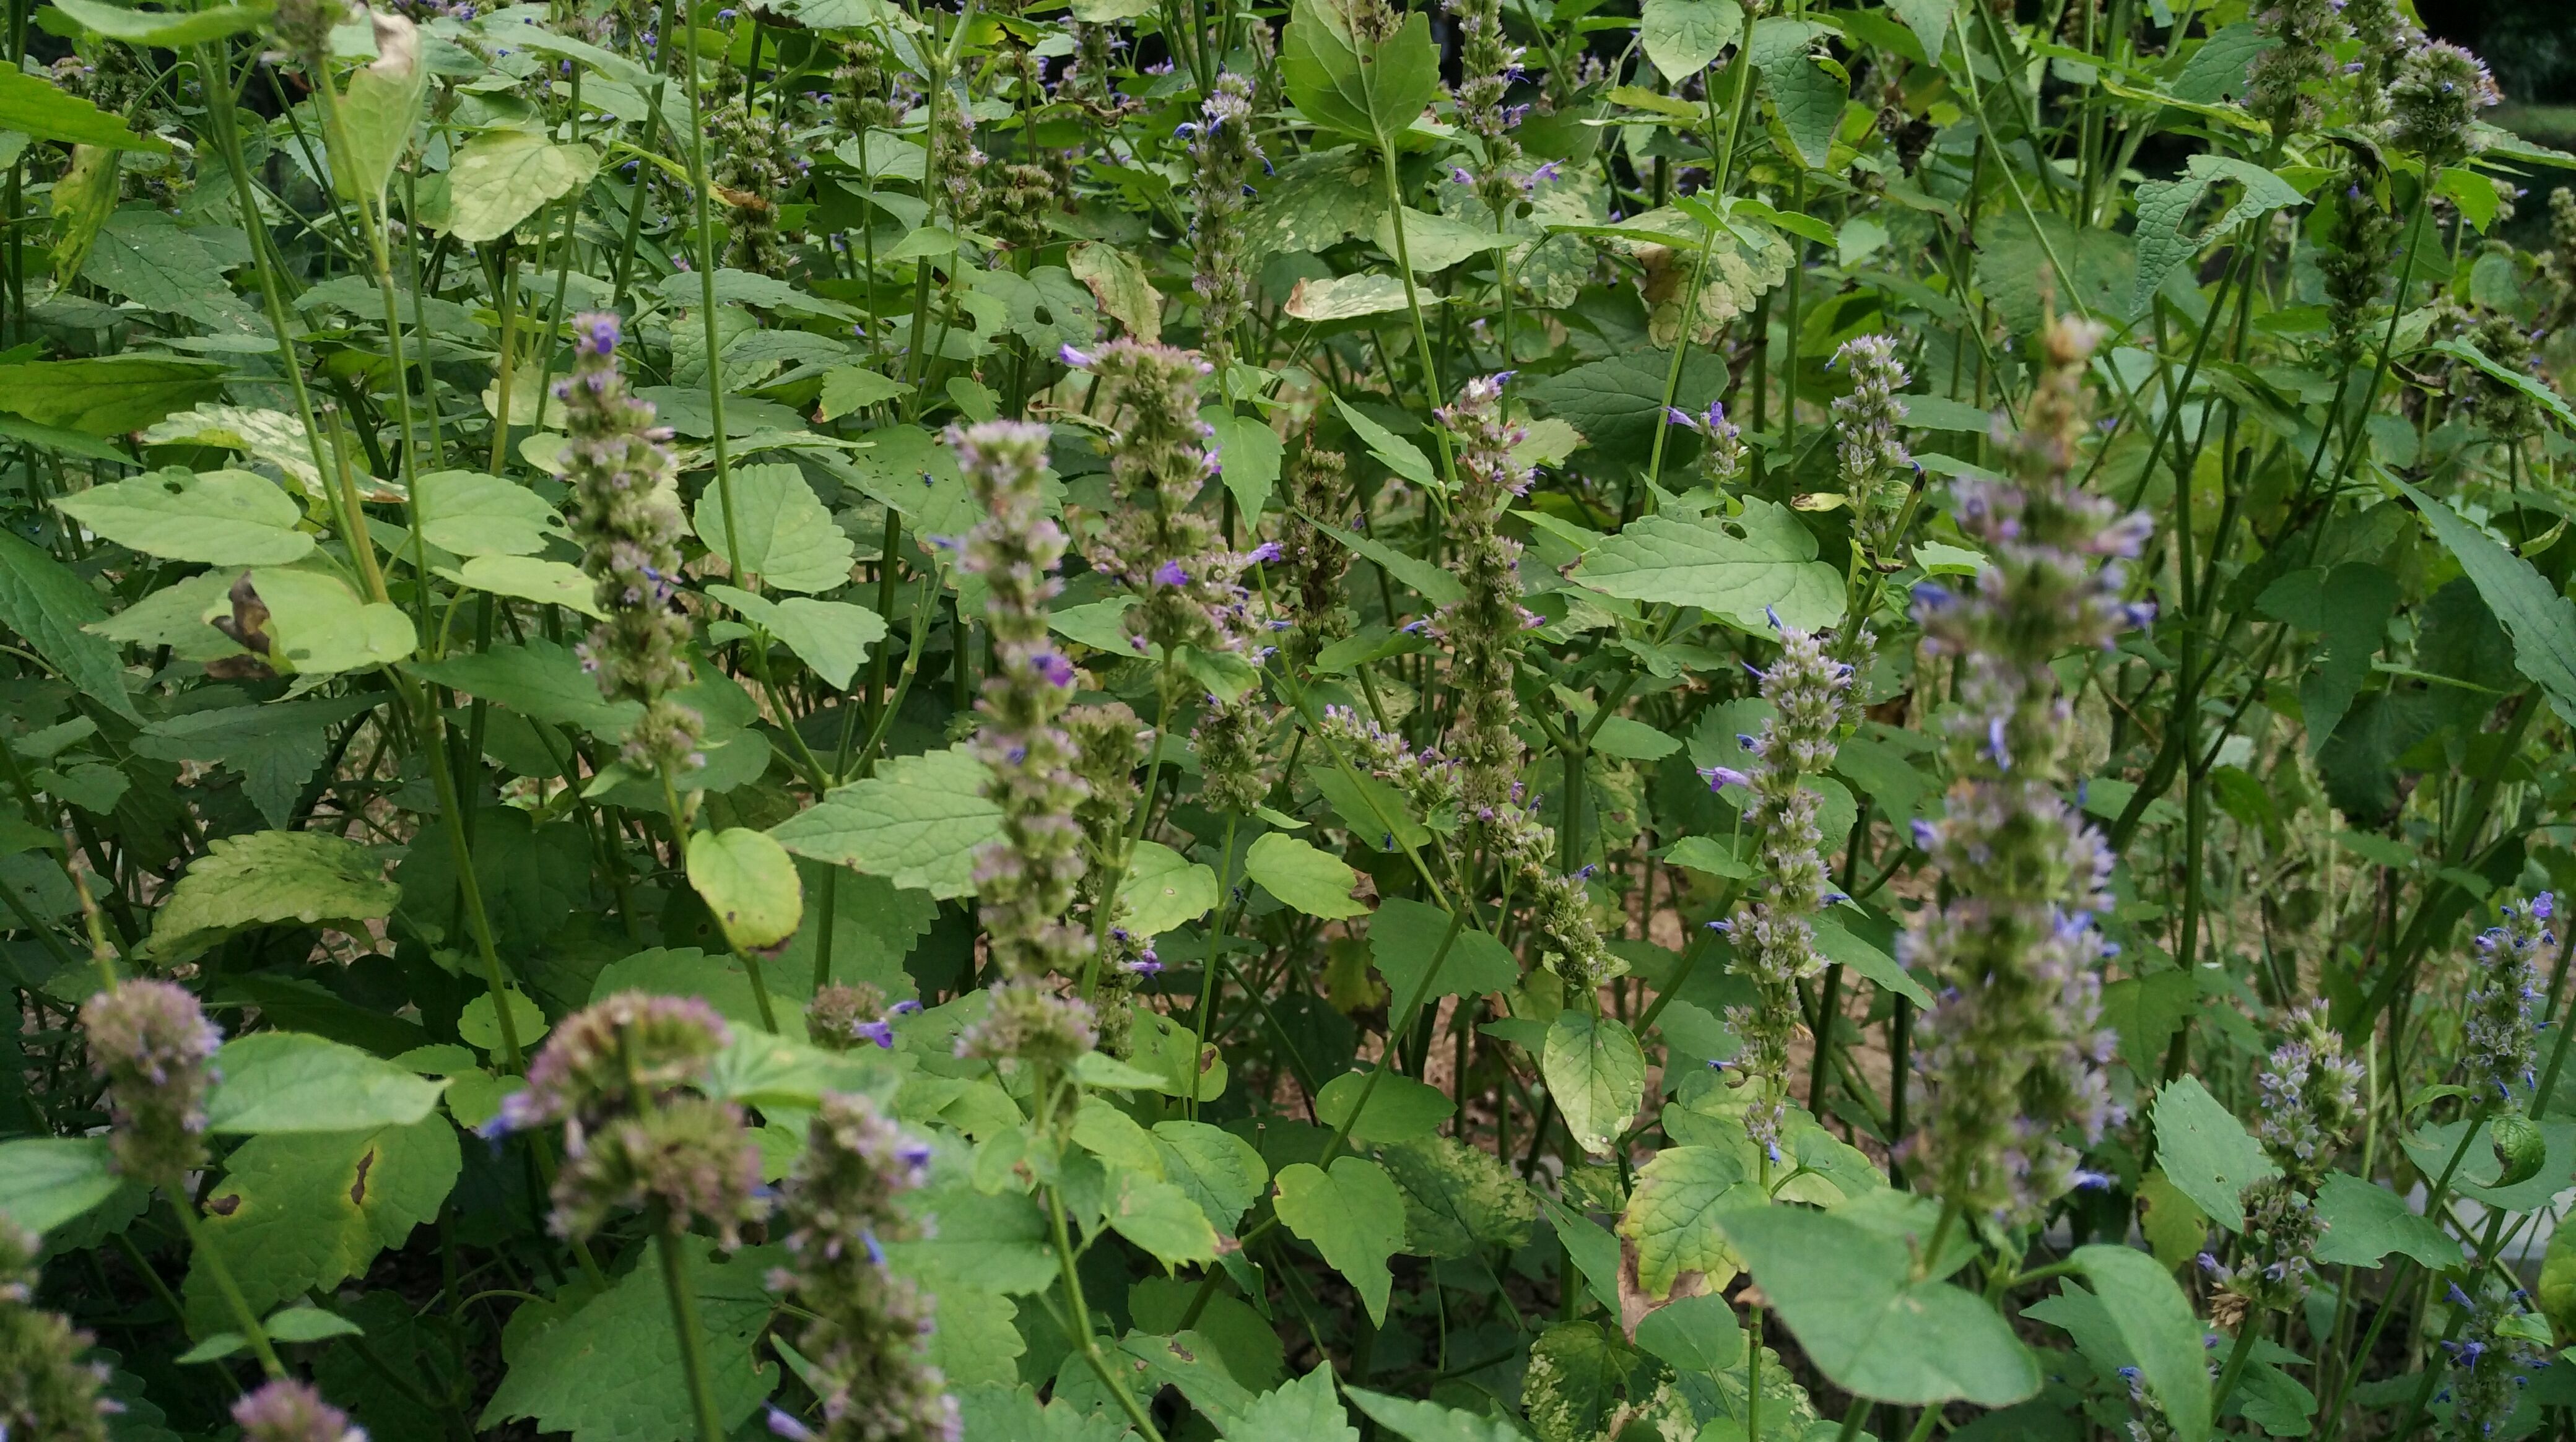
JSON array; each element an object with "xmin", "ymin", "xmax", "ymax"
[{"xmin": 2421, "ymin": 0, "xmax": 2575, "ymax": 107}]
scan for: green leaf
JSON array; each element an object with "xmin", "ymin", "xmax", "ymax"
[
  {"xmin": 2130, "ymin": 154, "xmax": 2304, "ymax": 313},
  {"xmin": 771, "ymin": 744, "xmax": 1004, "ymax": 899},
  {"xmin": 1762, "ymin": 51, "xmax": 1845, "ymax": 170},
  {"xmin": 1541, "ymin": 1011, "xmax": 1645, "ymax": 1158},
  {"xmin": 1574, "ymin": 500, "xmax": 1842, "ymax": 632},
  {"xmin": 1378, "ymin": 1135, "xmax": 1537, "ymax": 1258},
  {"xmin": 261, "ymin": 1303, "xmax": 364, "ymax": 1343},
  {"xmin": 1332, "ymin": 395, "xmax": 1437, "ymax": 488},
  {"xmin": 1585, "ymin": 716, "xmax": 1680, "ymax": 760},
  {"xmin": 1634, "ymin": 1291, "xmax": 1744, "ymax": 1374},
  {"xmin": 706, "ymin": 586, "xmax": 884, "ymax": 690},
  {"xmin": 0, "ymin": 64, "xmax": 168, "ymax": 149},
  {"xmin": 133, "ymin": 695, "xmax": 381, "ymax": 828},
  {"xmin": 1720, "ymin": 1204, "xmax": 2040, "ymax": 1406},
  {"xmin": 145, "ymin": 829, "xmax": 401, "ymax": 963},
  {"xmin": 1123, "ymin": 839, "xmax": 1219, "ymax": 936},
  {"xmin": 442, "ymin": 129, "xmax": 599, "ymax": 243},
  {"xmin": 1813, "ymin": 913, "xmax": 1934, "ymax": 1007},
  {"xmin": 249, "ymin": 567, "xmax": 417, "ymax": 674},
  {"xmin": 1108, "ymin": 1171, "xmax": 1223, "ymax": 1268},
  {"xmin": 53, "ymin": 0, "xmax": 272, "ymax": 43},
  {"xmin": 480, "ymin": 1237, "xmax": 780, "ymax": 1442},
  {"xmin": 1204, "ymin": 407, "xmax": 1284, "ymax": 519},
  {"xmin": 82, "ymin": 209, "xmax": 253, "ymax": 332},
  {"xmin": 1539, "ymin": 1194, "xmax": 1623, "ymax": 1316},
  {"xmin": 1343, "ymin": 1388, "xmax": 1525, "ymax": 1442},
  {"xmin": 2070, "ymin": 1244, "xmax": 2213, "ymax": 1442},
  {"xmin": 693, "ymin": 463, "xmax": 858, "ymax": 594},
  {"xmin": 1522, "ymin": 1320, "xmax": 1647, "ymax": 1442},
  {"xmin": 139, "ymin": 403, "xmax": 326, "ymax": 491},
  {"xmin": 0, "ymin": 1137, "xmax": 124, "ymax": 1235},
  {"xmin": 1226, "ymin": 1365, "xmax": 1357, "ymax": 1442},
  {"xmin": 1279, "ymin": 0, "xmax": 1440, "ymax": 149},
  {"xmin": 437, "ymin": 555, "xmax": 604, "ymax": 619},
  {"xmin": 1641, "ymin": 0, "xmax": 1744, "ymax": 82},
  {"xmin": 1367, "ymin": 896, "xmax": 1520, "ymax": 1005},
  {"xmin": 816, "ymin": 365, "xmax": 912, "ymax": 419},
  {"xmin": 1314, "ymin": 1070, "xmax": 1453, "ymax": 1143},
  {"xmin": 407, "ymin": 638, "xmax": 641, "ymax": 737},
  {"xmin": 1128, "ymin": 1009, "xmax": 1231, "ymax": 1101},
  {"xmin": 1974, "ymin": 210, "xmax": 2134, "ymax": 334},
  {"xmin": 591, "ymin": 946, "xmax": 798, "ymax": 1034},
  {"xmin": 412, "ymin": 469, "xmax": 564, "ymax": 557},
  {"xmin": 885, "ymin": 1183, "xmax": 1058, "ymax": 1293},
  {"xmin": 1068, "ymin": 241, "xmax": 1162, "ymax": 342},
  {"xmin": 54, "ymin": 469, "xmax": 311, "ymax": 567},
  {"xmin": 2312, "ymin": 1173, "xmax": 2460, "ymax": 1270},
  {"xmin": 0, "ymin": 529, "xmax": 142, "ymax": 720},
  {"xmin": 1617, "ymin": 1144, "xmax": 1760, "ymax": 1298},
  {"xmin": 335, "ymin": 47, "xmax": 428, "ymax": 206},
  {"xmin": 1525, "ymin": 349, "xmax": 1726, "ymax": 462},
  {"xmin": 458, "ymin": 987, "xmax": 549, "ymax": 1054},
  {"xmin": 1273, "ymin": 1156, "xmax": 1407, "ymax": 1325},
  {"xmin": 205, "ymin": 1032, "xmax": 446, "ymax": 1134},
  {"xmin": 1151, "ymin": 1121, "xmax": 1269, "ymax": 1234},
  {"xmin": 2396, "ymin": 479, "xmax": 2576, "ymax": 729},
  {"xmin": 185, "ymin": 1119, "xmax": 458, "ymax": 1328},
  {"xmin": 0, "ymin": 354, "xmax": 224, "ymax": 435},
  {"xmin": 2151, "ymin": 1075, "xmax": 2280, "ymax": 1231},
  {"xmin": 2429, "ymin": 340, "xmax": 2576, "ymax": 435},
  {"xmin": 687, "ymin": 827, "xmax": 805, "ymax": 953},
  {"xmin": 1243, "ymin": 832, "xmax": 1367, "ymax": 919},
  {"xmin": 1314, "ymin": 521, "xmax": 1466, "ymax": 609}
]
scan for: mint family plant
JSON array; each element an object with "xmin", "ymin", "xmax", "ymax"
[{"xmin": 9, "ymin": 0, "xmax": 2576, "ymax": 1438}]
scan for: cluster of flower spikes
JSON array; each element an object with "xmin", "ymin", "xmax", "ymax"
[
  {"xmin": 2341, "ymin": 0, "xmax": 2419, "ymax": 125},
  {"xmin": 1, "ymin": 1218, "xmax": 115, "ymax": 1441},
  {"xmin": 2319, "ymin": 155, "xmax": 2400, "ymax": 361},
  {"xmin": 1664, "ymin": 399, "xmax": 1749, "ymax": 492},
  {"xmin": 2437, "ymin": 302, "xmax": 2549, "ymax": 439},
  {"xmin": 1703, "ymin": 622, "xmax": 1866, "ymax": 1160},
  {"xmin": 942, "ymin": 420, "xmax": 1107, "ymax": 1076},
  {"xmin": 1063, "ymin": 702, "xmax": 1157, "ymax": 1054},
  {"xmin": 832, "ymin": 35, "xmax": 900, "ymax": 135},
  {"xmin": 807, "ymin": 981, "xmax": 921, "ymax": 1052},
  {"xmin": 1445, "ymin": 0, "xmax": 1525, "ymax": 216},
  {"xmin": 1830, "ymin": 335, "xmax": 1916, "ymax": 561},
  {"xmin": 1187, "ymin": 72, "xmax": 1264, "ymax": 373},
  {"xmin": 233, "ymin": 1380, "xmax": 365, "ymax": 1442},
  {"xmin": 557, "ymin": 313, "xmax": 705, "ymax": 780},
  {"xmin": 2245, "ymin": 0, "xmax": 2349, "ymax": 135},
  {"xmin": 2202, "ymin": 1184, "xmax": 2327, "ymax": 1329},
  {"xmin": 767, "ymin": 1092, "xmax": 959, "ymax": 1442},
  {"xmin": 1276, "ymin": 432, "xmax": 1356, "ymax": 670},
  {"xmin": 1435, "ymin": 373, "xmax": 1540, "ymax": 813},
  {"xmin": 928, "ymin": 84, "xmax": 983, "ymax": 228},
  {"xmin": 494, "ymin": 992, "xmax": 764, "ymax": 1245},
  {"xmin": 708, "ymin": 72, "xmax": 800, "ymax": 272},
  {"xmin": 2215, "ymin": 1004, "xmax": 2369, "ymax": 1326},
  {"xmin": 1066, "ymin": 341, "xmax": 1261, "ymax": 658},
  {"xmin": 2540, "ymin": 188, "xmax": 2576, "ymax": 336},
  {"xmin": 1901, "ymin": 313, "xmax": 2153, "ymax": 1225},
  {"xmin": 2465, "ymin": 892, "xmax": 2552, "ymax": 1108},
  {"xmin": 81, "ymin": 978, "xmax": 221, "ymax": 1188},
  {"xmin": 2441, "ymin": 1282, "xmax": 2549, "ymax": 1440},
  {"xmin": 1195, "ymin": 685, "xmax": 1273, "ymax": 815},
  {"xmin": 2390, "ymin": 41, "xmax": 2501, "ymax": 168},
  {"xmin": 1316, "ymin": 705, "xmax": 1622, "ymax": 991}
]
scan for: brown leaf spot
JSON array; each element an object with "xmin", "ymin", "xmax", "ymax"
[
  {"xmin": 349, "ymin": 1147, "xmax": 376, "ymax": 1207},
  {"xmin": 206, "ymin": 1192, "xmax": 242, "ymax": 1217}
]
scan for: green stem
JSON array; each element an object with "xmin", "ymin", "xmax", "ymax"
[
  {"xmin": 653, "ymin": 1223, "xmax": 728, "ymax": 1442},
  {"xmin": 174, "ymin": 1201, "xmax": 285, "ymax": 1381}
]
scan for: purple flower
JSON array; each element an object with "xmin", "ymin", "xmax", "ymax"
[{"xmin": 1154, "ymin": 560, "xmax": 1189, "ymax": 586}]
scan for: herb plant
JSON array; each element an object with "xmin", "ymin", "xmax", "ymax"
[{"xmin": 5, "ymin": 0, "xmax": 2576, "ymax": 1438}]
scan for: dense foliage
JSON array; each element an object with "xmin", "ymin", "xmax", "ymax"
[{"xmin": 7, "ymin": 0, "xmax": 2576, "ymax": 1436}]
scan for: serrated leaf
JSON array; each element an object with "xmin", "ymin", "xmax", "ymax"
[
  {"xmin": 335, "ymin": 44, "xmax": 427, "ymax": 205},
  {"xmin": 139, "ymin": 404, "xmax": 326, "ymax": 493},
  {"xmin": 1377, "ymin": 1136, "xmax": 1537, "ymax": 1259},
  {"xmin": 1525, "ymin": 349, "xmax": 1726, "ymax": 461},
  {"xmin": 1721, "ymin": 1204, "xmax": 2039, "ymax": 1405},
  {"xmin": 706, "ymin": 586, "xmax": 885, "ymax": 690},
  {"xmin": 886, "ymin": 1183, "xmax": 1058, "ymax": 1293},
  {"xmin": 1204, "ymin": 407, "xmax": 1283, "ymax": 519},
  {"xmin": 1315, "ymin": 1070, "xmax": 1453, "ymax": 1143},
  {"xmin": 184, "ymin": 1119, "xmax": 458, "ymax": 1328},
  {"xmin": 1273, "ymin": 1157, "xmax": 1407, "ymax": 1325},
  {"xmin": 82, "ymin": 209, "xmax": 253, "ymax": 332},
  {"xmin": 206, "ymin": 1032, "xmax": 446, "ymax": 1134},
  {"xmin": 438, "ymin": 555, "xmax": 604, "ymax": 619},
  {"xmin": 249, "ymin": 567, "xmax": 417, "ymax": 674},
  {"xmin": 0, "ymin": 64, "xmax": 168, "ymax": 150},
  {"xmin": 2312, "ymin": 1172, "xmax": 2461, "ymax": 1270},
  {"xmin": 2151, "ymin": 1075, "xmax": 2280, "ymax": 1231},
  {"xmin": 442, "ymin": 129, "xmax": 599, "ymax": 243},
  {"xmin": 1343, "ymin": 1388, "xmax": 1525, "ymax": 1442},
  {"xmin": 1124, "ymin": 839, "xmax": 1219, "ymax": 936},
  {"xmin": 412, "ymin": 469, "xmax": 563, "ymax": 557},
  {"xmin": 54, "ymin": 469, "xmax": 311, "ymax": 567},
  {"xmin": 2130, "ymin": 154, "xmax": 2304, "ymax": 313},
  {"xmin": 1069, "ymin": 240, "xmax": 1162, "ymax": 342},
  {"xmin": 1280, "ymin": 0, "xmax": 1440, "ymax": 149},
  {"xmin": 407, "ymin": 637, "xmax": 642, "ymax": 737},
  {"xmin": 815, "ymin": 365, "xmax": 911, "ymax": 420},
  {"xmin": 1541, "ymin": 1010, "xmax": 1645, "ymax": 1158},
  {"xmin": 1762, "ymin": 51, "xmax": 1845, "ymax": 169},
  {"xmin": 693, "ymin": 463, "xmax": 858, "ymax": 593},
  {"xmin": 1227, "ymin": 1366, "xmax": 1357, "ymax": 1442},
  {"xmin": 687, "ymin": 827, "xmax": 804, "ymax": 953},
  {"xmin": 0, "ymin": 530, "xmax": 139, "ymax": 719},
  {"xmin": 0, "ymin": 1137, "xmax": 125, "ymax": 1235},
  {"xmin": 2069, "ymin": 1244, "xmax": 2211, "ymax": 1442},
  {"xmin": 1243, "ymin": 832, "xmax": 1367, "ymax": 919},
  {"xmin": 1642, "ymin": 0, "xmax": 1744, "ymax": 83},
  {"xmin": 1109, "ymin": 1171, "xmax": 1222, "ymax": 1268},
  {"xmin": 1152, "ymin": 1121, "xmax": 1269, "ymax": 1234},
  {"xmin": 1249, "ymin": 148, "xmax": 1388, "ymax": 256},
  {"xmin": 1617, "ymin": 1144, "xmax": 1759, "ymax": 1297},
  {"xmin": 1282, "ymin": 271, "xmax": 1415, "ymax": 323},
  {"xmin": 145, "ymin": 830, "xmax": 401, "ymax": 963},
  {"xmin": 770, "ymin": 744, "xmax": 1003, "ymax": 899},
  {"xmin": 1367, "ymin": 896, "xmax": 1520, "ymax": 1005},
  {"xmin": 481, "ymin": 1236, "xmax": 779, "ymax": 1442},
  {"xmin": 1573, "ymin": 500, "xmax": 1842, "ymax": 632},
  {"xmin": 133, "ymin": 695, "xmax": 380, "ymax": 828},
  {"xmin": 2396, "ymin": 483, "xmax": 2576, "ymax": 729}
]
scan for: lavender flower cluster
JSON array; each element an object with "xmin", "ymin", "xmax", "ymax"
[
  {"xmin": 1902, "ymin": 314, "xmax": 2152, "ymax": 1224},
  {"xmin": 81, "ymin": 979, "xmax": 221, "ymax": 1188},
  {"xmin": 232, "ymin": 1381, "xmax": 365, "ymax": 1442},
  {"xmin": 1704, "ymin": 623, "xmax": 1863, "ymax": 1158},
  {"xmin": 1187, "ymin": 74, "xmax": 1264, "ymax": 374},
  {"xmin": 557, "ymin": 313, "xmax": 705, "ymax": 780},
  {"xmin": 1, "ymin": 1218, "xmax": 114, "ymax": 1442},
  {"xmin": 1829, "ymin": 334, "xmax": 1913, "ymax": 559},
  {"xmin": 767, "ymin": 1093, "xmax": 959, "ymax": 1442},
  {"xmin": 1664, "ymin": 399, "xmax": 1747, "ymax": 492},
  {"xmin": 2464, "ymin": 892, "xmax": 2553, "ymax": 1107},
  {"xmin": 1435, "ymin": 374, "xmax": 1539, "ymax": 812}
]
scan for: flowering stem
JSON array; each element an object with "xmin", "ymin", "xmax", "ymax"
[
  {"xmin": 678, "ymin": 6, "xmax": 741, "ymax": 585},
  {"xmin": 652, "ymin": 1219, "xmax": 728, "ymax": 1442},
  {"xmin": 1046, "ymin": 1184, "xmax": 1167, "ymax": 1442},
  {"xmin": 2208, "ymin": 1321, "xmax": 2260, "ymax": 1417},
  {"xmin": 1642, "ymin": 45, "xmax": 1752, "ymax": 497},
  {"xmin": 173, "ymin": 1201, "xmax": 285, "ymax": 1381},
  {"xmin": 1187, "ymin": 811, "xmax": 1240, "ymax": 1123},
  {"xmin": 1377, "ymin": 146, "xmax": 1460, "ymax": 490}
]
